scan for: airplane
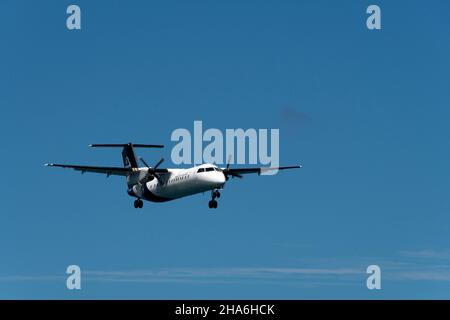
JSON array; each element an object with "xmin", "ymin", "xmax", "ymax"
[{"xmin": 45, "ymin": 143, "xmax": 301, "ymax": 209}]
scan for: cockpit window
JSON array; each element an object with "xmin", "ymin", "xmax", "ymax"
[
  {"xmin": 214, "ymin": 167, "xmax": 221, "ymax": 171},
  {"xmin": 197, "ymin": 168, "xmax": 205, "ymax": 173},
  {"xmin": 205, "ymin": 167, "xmax": 214, "ymax": 172}
]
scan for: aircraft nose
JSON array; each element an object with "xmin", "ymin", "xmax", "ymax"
[
  {"xmin": 218, "ymin": 172, "xmax": 226, "ymax": 184},
  {"xmin": 212, "ymin": 172, "xmax": 226, "ymax": 187}
]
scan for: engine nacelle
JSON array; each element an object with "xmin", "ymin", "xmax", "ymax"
[{"xmin": 127, "ymin": 184, "xmax": 144, "ymax": 198}]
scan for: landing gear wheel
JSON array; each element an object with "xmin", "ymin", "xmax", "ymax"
[
  {"xmin": 134, "ymin": 199, "xmax": 143, "ymax": 209},
  {"xmin": 209, "ymin": 189, "xmax": 220, "ymax": 209},
  {"xmin": 208, "ymin": 200, "xmax": 218, "ymax": 209}
]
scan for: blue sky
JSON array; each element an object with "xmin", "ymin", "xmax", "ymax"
[{"xmin": 0, "ymin": 0, "xmax": 450, "ymax": 299}]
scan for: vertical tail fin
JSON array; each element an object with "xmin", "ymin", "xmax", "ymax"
[{"xmin": 122, "ymin": 144, "xmax": 139, "ymax": 168}]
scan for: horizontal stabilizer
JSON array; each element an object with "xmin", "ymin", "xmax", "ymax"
[{"xmin": 89, "ymin": 143, "xmax": 164, "ymax": 148}]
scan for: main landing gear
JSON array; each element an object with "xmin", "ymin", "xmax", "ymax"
[
  {"xmin": 208, "ymin": 189, "xmax": 221, "ymax": 209},
  {"xmin": 134, "ymin": 199, "xmax": 143, "ymax": 209}
]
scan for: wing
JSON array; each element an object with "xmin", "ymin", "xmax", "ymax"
[
  {"xmin": 222, "ymin": 165, "xmax": 302, "ymax": 178},
  {"xmin": 45, "ymin": 163, "xmax": 133, "ymax": 176}
]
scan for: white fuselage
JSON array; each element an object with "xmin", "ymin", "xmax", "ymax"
[{"xmin": 127, "ymin": 163, "xmax": 226, "ymax": 202}]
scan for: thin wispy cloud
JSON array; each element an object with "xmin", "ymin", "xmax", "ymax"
[
  {"xmin": 82, "ymin": 267, "xmax": 363, "ymax": 285},
  {"xmin": 2, "ymin": 249, "xmax": 450, "ymax": 286},
  {"xmin": 0, "ymin": 275, "xmax": 64, "ymax": 282},
  {"xmin": 387, "ymin": 263, "xmax": 450, "ymax": 282},
  {"xmin": 399, "ymin": 249, "xmax": 450, "ymax": 260},
  {"xmin": 393, "ymin": 271, "xmax": 450, "ymax": 282},
  {"xmin": 0, "ymin": 267, "xmax": 363, "ymax": 286}
]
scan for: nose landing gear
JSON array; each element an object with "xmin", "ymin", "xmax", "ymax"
[
  {"xmin": 208, "ymin": 189, "xmax": 220, "ymax": 209},
  {"xmin": 134, "ymin": 199, "xmax": 143, "ymax": 209}
]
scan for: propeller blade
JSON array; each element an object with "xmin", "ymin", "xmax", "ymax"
[
  {"xmin": 226, "ymin": 155, "xmax": 232, "ymax": 170},
  {"xmin": 154, "ymin": 158, "xmax": 164, "ymax": 170},
  {"xmin": 230, "ymin": 172, "xmax": 243, "ymax": 178},
  {"xmin": 139, "ymin": 157, "xmax": 151, "ymax": 168},
  {"xmin": 139, "ymin": 157, "xmax": 164, "ymax": 184}
]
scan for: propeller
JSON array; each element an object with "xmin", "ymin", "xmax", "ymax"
[
  {"xmin": 222, "ymin": 155, "xmax": 242, "ymax": 180},
  {"xmin": 139, "ymin": 157, "xmax": 164, "ymax": 184}
]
